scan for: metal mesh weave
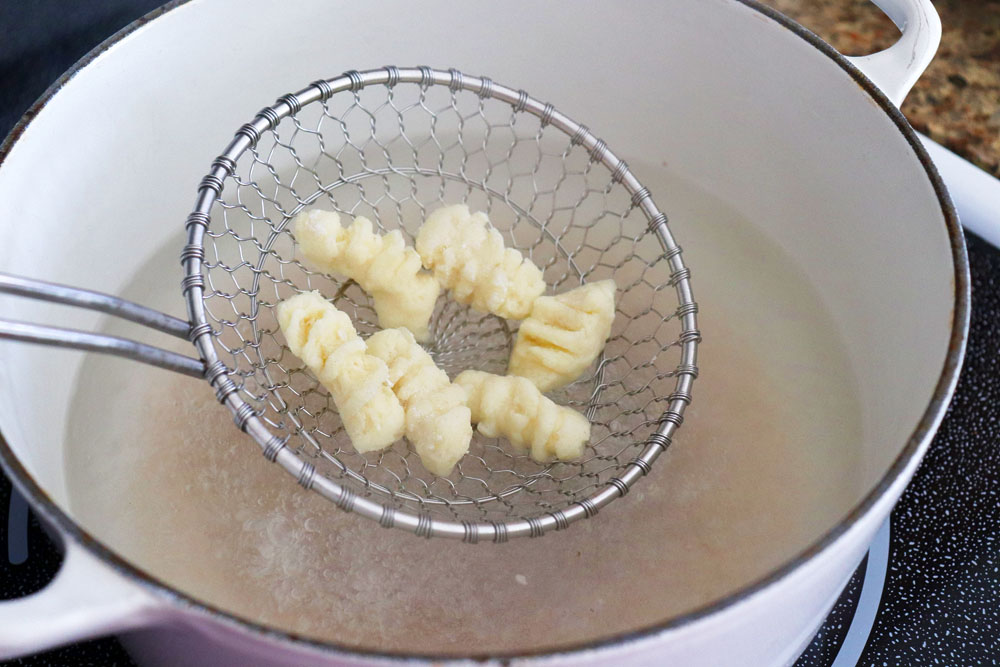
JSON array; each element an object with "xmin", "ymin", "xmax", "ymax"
[{"xmin": 184, "ymin": 67, "xmax": 699, "ymax": 540}]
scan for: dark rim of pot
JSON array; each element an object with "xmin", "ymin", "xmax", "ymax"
[{"xmin": 0, "ymin": 0, "xmax": 971, "ymax": 662}]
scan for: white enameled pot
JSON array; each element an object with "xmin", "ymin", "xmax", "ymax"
[{"xmin": 0, "ymin": 0, "xmax": 969, "ymax": 665}]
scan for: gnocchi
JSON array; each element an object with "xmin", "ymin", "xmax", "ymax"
[
  {"xmin": 508, "ymin": 279, "xmax": 617, "ymax": 392},
  {"xmin": 454, "ymin": 370, "xmax": 590, "ymax": 463},
  {"xmin": 416, "ymin": 204, "xmax": 545, "ymax": 320},
  {"xmin": 367, "ymin": 328, "xmax": 473, "ymax": 476},
  {"xmin": 293, "ymin": 209, "xmax": 440, "ymax": 341},
  {"xmin": 277, "ymin": 291, "xmax": 405, "ymax": 453}
]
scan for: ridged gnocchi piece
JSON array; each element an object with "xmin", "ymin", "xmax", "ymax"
[
  {"xmin": 277, "ymin": 291, "xmax": 405, "ymax": 453},
  {"xmin": 293, "ymin": 209, "xmax": 440, "ymax": 341},
  {"xmin": 454, "ymin": 370, "xmax": 590, "ymax": 463},
  {"xmin": 416, "ymin": 204, "xmax": 545, "ymax": 320},
  {"xmin": 508, "ymin": 279, "xmax": 617, "ymax": 392},
  {"xmin": 367, "ymin": 328, "xmax": 473, "ymax": 476}
]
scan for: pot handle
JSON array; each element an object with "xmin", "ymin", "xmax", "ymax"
[
  {"xmin": 0, "ymin": 538, "xmax": 163, "ymax": 659},
  {"xmin": 845, "ymin": 0, "xmax": 941, "ymax": 107}
]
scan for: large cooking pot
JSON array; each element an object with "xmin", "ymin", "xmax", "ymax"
[{"xmin": 0, "ymin": 0, "xmax": 969, "ymax": 664}]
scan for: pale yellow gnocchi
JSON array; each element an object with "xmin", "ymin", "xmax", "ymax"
[
  {"xmin": 508, "ymin": 279, "xmax": 617, "ymax": 392},
  {"xmin": 277, "ymin": 291, "xmax": 405, "ymax": 453},
  {"xmin": 415, "ymin": 204, "xmax": 545, "ymax": 320},
  {"xmin": 293, "ymin": 209, "xmax": 440, "ymax": 341},
  {"xmin": 454, "ymin": 370, "xmax": 590, "ymax": 463},
  {"xmin": 367, "ymin": 328, "xmax": 473, "ymax": 476}
]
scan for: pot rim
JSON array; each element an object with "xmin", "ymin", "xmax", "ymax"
[{"xmin": 0, "ymin": 0, "xmax": 971, "ymax": 662}]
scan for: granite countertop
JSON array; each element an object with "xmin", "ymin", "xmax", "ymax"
[{"xmin": 761, "ymin": 0, "xmax": 1000, "ymax": 178}]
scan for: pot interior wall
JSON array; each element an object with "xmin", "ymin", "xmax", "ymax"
[{"xmin": 0, "ymin": 0, "xmax": 954, "ymax": 586}]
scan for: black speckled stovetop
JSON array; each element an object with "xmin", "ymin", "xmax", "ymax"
[{"xmin": 1, "ymin": 2, "xmax": 999, "ymax": 665}]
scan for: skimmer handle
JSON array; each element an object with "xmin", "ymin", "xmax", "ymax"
[{"xmin": 0, "ymin": 273, "xmax": 205, "ymax": 378}]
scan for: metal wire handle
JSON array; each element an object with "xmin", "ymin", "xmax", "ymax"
[
  {"xmin": 0, "ymin": 273, "xmax": 203, "ymax": 377},
  {"xmin": 183, "ymin": 66, "xmax": 700, "ymax": 541}
]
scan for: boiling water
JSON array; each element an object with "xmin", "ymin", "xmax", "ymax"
[{"xmin": 64, "ymin": 167, "xmax": 862, "ymax": 654}]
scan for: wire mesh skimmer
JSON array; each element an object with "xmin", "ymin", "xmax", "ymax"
[{"xmin": 0, "ymin": 67, "xmax": 700, "ymax": 541}]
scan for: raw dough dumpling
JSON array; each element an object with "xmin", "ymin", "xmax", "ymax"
[
  {"xmin": 367, "ymin": 328, "xmax": 473, "ymax": 476},
  {"xmin": 293, "ymin": 209, "xmax": 440, "ymax": 341},
  {"xmin": 508, "ymin": 279, "xmax": 617, "ymax": 392},
  {"xmin": 277, "ymin": 291, "xmax": 405, "ymax": 453},
  {"xmin": 415, "ymin": 204, "xmax": 545, "ymax": 320},
  {"xmin": 454, "ymin": 370, "xmax": 590, "ymax": 462}
]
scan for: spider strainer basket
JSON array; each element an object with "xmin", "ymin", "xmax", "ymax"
[{"xmin": 183, "ymin": 67, "xmax": 700, "ymax": 542}]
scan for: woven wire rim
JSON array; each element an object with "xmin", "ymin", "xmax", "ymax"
[{"xmin": 182, "ymin": 66, "xmax": 700, "ymax": 541}]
